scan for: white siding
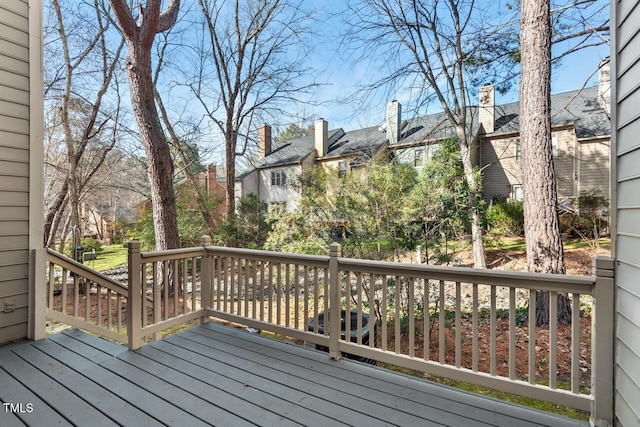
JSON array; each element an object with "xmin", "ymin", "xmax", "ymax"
[
  {"xmin": 0, "ymin": 0, "xmax": 34, "ymax": 344},
  {"xmin": 259, "ymin": 165, "xmax": 302, "ymax": 212},
  {"xmin": 613, "ymin": 1, "xmax": 640, "ymax": 424}
]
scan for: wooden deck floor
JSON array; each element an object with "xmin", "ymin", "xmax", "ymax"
[{"xmin": 0, "ymin": 322, "xmax": 587, "ymax": 427}]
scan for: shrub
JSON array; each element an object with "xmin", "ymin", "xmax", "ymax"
[
  {"xmin": 486, "ymin": 200, "xmax": 524, "ymax": 236},
  {"xmin": 80, "ymin": 237, "xmax": 103, "ymax": 253}
]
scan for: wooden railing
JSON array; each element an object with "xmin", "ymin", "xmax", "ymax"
[
  {"xmin": 126, "ymin": 241, "xmax": 205, "ymax": 348},
  {"xmin": 40, "ymin": 237, "xmax": 614, "ymax": 425},
  {"xmin": 44, "ymin": 248, "xmax": 129, "ymax": 344},
  {"xmin": 198, "ymin": 239, "xmax": 613, "ymax": 425}
]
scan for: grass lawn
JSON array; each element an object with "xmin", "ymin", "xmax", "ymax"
[{"xmin": 81, "ymin": 244, "xmax": 128, "ymax": 271}]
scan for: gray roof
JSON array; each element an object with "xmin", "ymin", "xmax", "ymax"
[
  {"xmin": 491, "ymin": 85, "xmax": 610, "ymax": 138},
  {"xmin": 238, "ymin": 126, "xmax": 388, "ymax": 178},
  {"xmin": 319, "ymin": 125, "xmax": 388, "ymax": 165},
  {"xmin": 389, "ymin": 107, "xmax": 481, "ymax": 149},
  {"xmin": 236, "ymin": 86, "xmax": 609, "ymax": 179}
]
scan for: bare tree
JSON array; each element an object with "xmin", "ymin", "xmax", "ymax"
[
  {"xmin": 346, "ymin": 0, "xmax": 491, "ymax": 268},
  {"xmin": 44, "ymin": 0, "xmax": 125, "ymax": 250},
  {"xmin": 108, "ymin": 0, "xmax": 181, "ymax": 251},
  {"xmin": 192, "ymin": 0, "xmax": 317, "ymax": 216},
  {"xmin": 520, "ymin": 0, "xmax": 571, "ymax": 325}
]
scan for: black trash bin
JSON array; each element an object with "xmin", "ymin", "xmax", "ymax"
[{"xmin": 308, "ymin": 310, "xmax": 376, "ymax": 362}]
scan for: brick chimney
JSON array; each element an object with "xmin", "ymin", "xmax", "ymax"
[
  {"xmin": 598, "ymin": 58, "xmax": 611, "ymax": 117},
  {"xmin": 258, "ymin": 124, "xmax": 272, "ymax": 159},
  {"xmin": 315, "ymin": 118, "xmax": 328, "ymax": 157},
  {"xmin": 206, "ymin": 164, "xmax": 217, "ymax": 196},
  {"xmin": 479, "ymin": 85, "xmax": 495, "ymax": 133},
  {"xmin": 386, "ymin": 100, "xmax": 401, "ymax": 145}
]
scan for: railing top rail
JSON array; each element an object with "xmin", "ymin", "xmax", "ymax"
[
  {"xmin": 140, "ymin": 247, "xmax": 205, "ymax": 262},
  {"xmin": 338, "ymin": 257, "xmax": 596, "ymax": 294},
  {"xmin": 204, "ymin": 245, "xmax": 330, "ymax": 267},
  {"xmin": 46, "ymin": 248, "xmax": 128, "ymax": 295}
]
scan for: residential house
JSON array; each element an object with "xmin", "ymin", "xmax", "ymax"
[
  {"xmin": 242, "ymin": 63, "xmax": 610, "ymax": 215},
  {"xmin": 387, "ymin": 69, "xmax": 611, "ymax": 206},
  {"xmin": 235, "ymin": 120, "xmax": 388, "ymax": 213},
  {"xmin": 385, "ymin": 100, "xmax": 480, "ymax": 173},
  {"xmin": 479, "ymin": 62, "xmax": 611, "ymax": 204},
  {"xmin": 0, "ymin": 0, "xmax": 44, "ymax": 343}
]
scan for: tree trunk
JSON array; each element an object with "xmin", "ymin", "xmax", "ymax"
[
  {"xmin": 124, "ymin": 42, "xmax": 180, "ymax": 252},
  {"xmin": 225, "ymin": 130, "xmax": 237, "ymax": 217},
  {"xmin": 520, "ymin": 0, "xmax": 570, "ymax": 326},
  {"xmin": 44, "ymin": 179, "xmax": 69, "ymax": 247},
  {"xmin": 458, "ymin": 128, "xmax": 486, "ymax": 269},
  {"xmin": 109, "ymin": 0, "xmax": 181, "ymax": 253}
]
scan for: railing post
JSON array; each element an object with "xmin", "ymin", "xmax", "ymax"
[
  {"xmin": 329, "ymin": 242, "xmax": 342, "ymax": 360},
  {"xmin": 127, "ymin": 241, "xmax": 143, "ymax": 350},
  {"xmin": 591, "ymin": 255, "xmax": 614, "ymax": 427},
  {"xmin": 200, "ymin": 235, "xmax": 212, "ymax": 323},
  {"xmin": 30, "ymin": 248, "xmax": 47, "ymax": 340}
]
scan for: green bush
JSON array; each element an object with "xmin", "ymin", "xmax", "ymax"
[
  {"xmin": 80, "ymin": 237, "xmax": 103, "ymax": 253},
  {"xmin": 559, "ymin": 191, "xmax": 609, "ymax": 240},
  {"xmin": 485, "ymin": 200, "xmax": 524, "ymax": 236}
]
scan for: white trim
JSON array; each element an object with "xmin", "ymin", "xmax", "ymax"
[{"xmin": 27, "ymin": 0, "xmax": 45, "ymax": 340}]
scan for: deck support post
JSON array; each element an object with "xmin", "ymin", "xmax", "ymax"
[
  {"xmin": 200, "ymin": 235, "xmax": 212, "ymax": 323},
  {"xmin": 329, "ymin": 243, "xmax": 342, "ymax": 360},
  {"xmin": 127, "ymin": 241, "xmax": 143, "ymax": 350},
  {"xmin": 590, "ymin": 255, "xmax": 614, "ymax": 427},
  {"xmin": 30, "ymin": 248, "xmax": 47, "ymax": 340}
]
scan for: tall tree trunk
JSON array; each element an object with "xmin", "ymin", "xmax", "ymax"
[
  {"xmin": 109, "ymin": 0, "xmax": 181, "ymax": 251},
  {"xmin": 458, "ymin": 127, "xmax": 486, "ymax": 269},
  {"xmin": 520, "ymin": 0, "xmax": 570, "ymax": 326},
  {"xmin": 126, "ymin": 42, "xmax": 180, "ymax": 251},
  {"xmin": 225, "ymin": 124, "xmax": 238, "ymax": 217}
]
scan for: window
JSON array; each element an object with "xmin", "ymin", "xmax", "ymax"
[
  {"xmin": 426, "ymin": 144, "xmax": 439, "ymax": 161},
  {"xmin": 514, "ymin": 139, "xmax": 521, "ymax": 160},
  {"xmin": 414, "ymin": 148, "xmax": 425, "ymax": 166},
  {"xmin": 512, "ymin": 185, "xmax": 523, "ymax": 201},
  {"xmin": 551, "ymin": 134, "xmax": 558, "ymax": 157},
  {"xmin": 270, "ymin": 169, "xmax": 287, "ymax": 186},
  {"xmin": 338, "ymin": 160, "xmax": 348, "ymax": 177}
]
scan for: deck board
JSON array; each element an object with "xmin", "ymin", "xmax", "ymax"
[
  {"xmin": 149, "ymin": 338, "xmax": 397, "ymax": 426},
  {"xmin": 11, "ymin": 340, "xmax": 157, "ymax": 426},
  {"xmin": 168, "ymin": 332, "xmax": 453, "ymax": 426},
  {"xmin": 114, "ymin": 349, "xmax": 298, "ymax": 426},
  {"xmin": 196, "ymin": 323, "xmax": 582, "ymax": 427},
  {"xmin": 0, "ymin": 367, "xmax": 67, "ymax": 426},
  {"xmin": 0, "ymin": 323, "xmax": 589, "ymax": 427}
]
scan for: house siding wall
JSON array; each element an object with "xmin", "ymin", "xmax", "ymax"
[
  {"xmin": 0, "ymin": 0, "xmax": 32, "ymax": 343},
  {"xmin": 259, "ymin": 164, "xmax": 303, "ymax": 212},
  {"xmin": 578, "ymin": 138, "xmax": 610, "ymax": 198},
  {"xmin": 480, "ymin": 136, "xmax": 521, "ymax": 201},
  {"xmin": 480, "ymin": 128, "xmax": 591, "ymax": 203},
  {"xmin": 613, "ymin": 0, "xmax": 640, "ymax": 425}
]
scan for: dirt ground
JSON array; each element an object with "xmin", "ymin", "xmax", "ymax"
[{"xmin": 385, "ymin": 243, "xmax": 610, "ymax": 384}]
